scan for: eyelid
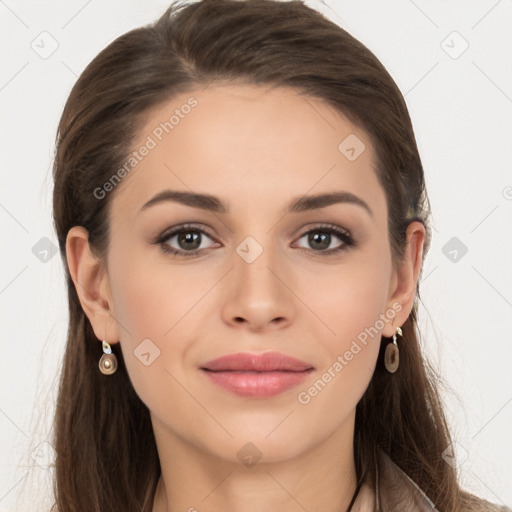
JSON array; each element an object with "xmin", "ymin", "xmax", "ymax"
[
  {"xmin": 294, "ymin": 222, "xmax": 352, "ymax": 239},
  {"xmin": 154, "ymin": 222, "xmax": 219, "ymax": 247}
]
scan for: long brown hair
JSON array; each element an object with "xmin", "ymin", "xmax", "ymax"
[{"xmin": 51, "ymin": 1, "xmax": 491, "ymax": 510}]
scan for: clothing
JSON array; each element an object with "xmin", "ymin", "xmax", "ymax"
[
  {"xmin": 362, "ymin": 448, "xmax": 512, "ymax": 512},
  {"xmin": 373, "ymin": 448, "xmax": 439, "ymax": 511}
]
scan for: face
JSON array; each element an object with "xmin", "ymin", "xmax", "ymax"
[{"xmin": 102, "ymin": 83, "xmax": 401, "ymax": 463}]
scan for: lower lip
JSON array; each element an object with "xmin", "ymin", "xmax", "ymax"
[{"xmin": 201, "ymin": 369, "xmax": 314, "ymax": 398}]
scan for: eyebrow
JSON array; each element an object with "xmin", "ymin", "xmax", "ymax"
[{"xmin": 140, "ymin": 189, "xmax": 373, "ymax": 217}]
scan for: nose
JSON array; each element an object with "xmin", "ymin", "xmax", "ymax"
[{"xmin": 220, "ymin": 240, "xmax": 295, "ymax": 332}]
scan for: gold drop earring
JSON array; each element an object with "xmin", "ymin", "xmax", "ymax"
[
  {"xmin": 384, "ymin": 326, "xmax": 402, "ymax": 374},
  {"xmin": 99, "ymin": 339, "xmax": 118, "ymax": 375}
]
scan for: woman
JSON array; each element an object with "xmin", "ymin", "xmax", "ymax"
[{"xmin": 50, "ymin": 0, "xmax": 510, "ymax": 510}]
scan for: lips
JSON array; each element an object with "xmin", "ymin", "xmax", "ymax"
[
  {"xmin": 200, "ymin": 352, "xmax": 314, "ymax": 398},
  {"xmin": 201, "ymin": 352, "xmax": 314, "ymax": 372}
]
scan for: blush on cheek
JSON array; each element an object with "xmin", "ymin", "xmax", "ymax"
[{"xmin": 318, "ymin": 298, "xmax": 387, "ymax": 396}]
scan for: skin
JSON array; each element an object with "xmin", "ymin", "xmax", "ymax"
[{"xmin": 66, "ymin": 83, "xmax": 425, "ymax": 512}]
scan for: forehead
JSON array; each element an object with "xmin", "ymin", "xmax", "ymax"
[{"xmin": 108, "ymin": 83, "xmax": 385, "ymax": 223}]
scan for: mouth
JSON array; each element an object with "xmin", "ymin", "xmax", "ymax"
[{"xmin": 200, "ymin": 352, "xmax": 315, "ymax": 398}]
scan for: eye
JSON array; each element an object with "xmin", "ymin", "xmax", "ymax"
[
  {"xmin": 293, "ymin": 224, "xmax": 355, "ymax": 255},
  {"xmin": 155, "ymin": 224, "xmax": 219, "ymax": 257},
  {"xmin": 153, "ymin": 222, "xmax": 355, "ymax": 258}
]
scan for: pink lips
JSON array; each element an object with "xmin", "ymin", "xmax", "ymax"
[{"xmin": 200, "ymin": 352, "xmax": 314, "ymax": 398}]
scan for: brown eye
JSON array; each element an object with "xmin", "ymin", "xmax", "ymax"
[
  {"xmin": 155, "ymin": 224, "xmax": 219, "ymax": 257},
  {"xmin": 294, "ymin": 225, "xmax": 354, "ymax": 254},
  {"xmin": 174, "ymin": 231, "xmax": 203, "ymax": 251}
]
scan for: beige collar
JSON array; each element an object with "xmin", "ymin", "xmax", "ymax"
[
  {"xmin": 375, "ymin": 448, "xmax": 439, "ymax": 511},
  {"xmin": 350, "ymin": 448, "xmax": 440, "ymax": 512}
]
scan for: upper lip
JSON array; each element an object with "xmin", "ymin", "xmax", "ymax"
[{"xmin": 201, "ymin": 352, "xmax": 314, "ymax": 372}]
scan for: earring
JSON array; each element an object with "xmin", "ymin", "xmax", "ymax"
[
  {"xmin": 384, "ymin": 326, "xmax": 402, "ymax": 374},
  {"xmin": 99, "ymin": 340, "xmax": 118, "ymax": 375}
]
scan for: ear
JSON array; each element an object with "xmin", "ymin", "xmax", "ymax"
[
  {"xmin": 382, "ymin": 221, "xmax": 426, "ymax": 337},
  {"xmin": 65, "ymin": 226, "xmax": 120, "ymax": 345}
]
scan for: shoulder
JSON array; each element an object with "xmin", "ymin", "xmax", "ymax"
[
  {"xmin": 374, "ymin": 448, "xmax": 512, "ymax": 512},
  {"xmin": 459, "ymin": 490, "xmax": 512, "ymax": 512},
  {"xmin": 374, "ymin": 448, "xmax": 438, "ymax": 511}
]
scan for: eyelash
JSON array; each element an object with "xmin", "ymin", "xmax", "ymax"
[{"xmin": 154, "ymin": 222, "xmax": 356, "ymax": 258}]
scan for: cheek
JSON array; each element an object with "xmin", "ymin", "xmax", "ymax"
[
  {"xmin": 299, "ymin": 252, "xmax": 392, "ymax": 391},
  {"xmin": 107, "ymin": 249, "xmax": 217, "ymax": 401},
  {"xmin": 109, "ymin": 245, "xmax": 212, "ymax": 341},
  {"xmin": 305, "ymin": 256, "xmax": 392, "ymax": 343},
  {"xmin": 294, "ymin": 267, "xmax": 390, "ymax": 422}
]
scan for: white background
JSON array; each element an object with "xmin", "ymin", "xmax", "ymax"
[{"xmin": 1, "ymin": 0, "xmax": 511, "ymax": 510}]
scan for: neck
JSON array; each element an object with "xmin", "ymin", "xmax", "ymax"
[{"xmin": 150, "ymin": 411, "xmax": 363, "ymax": 512}]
